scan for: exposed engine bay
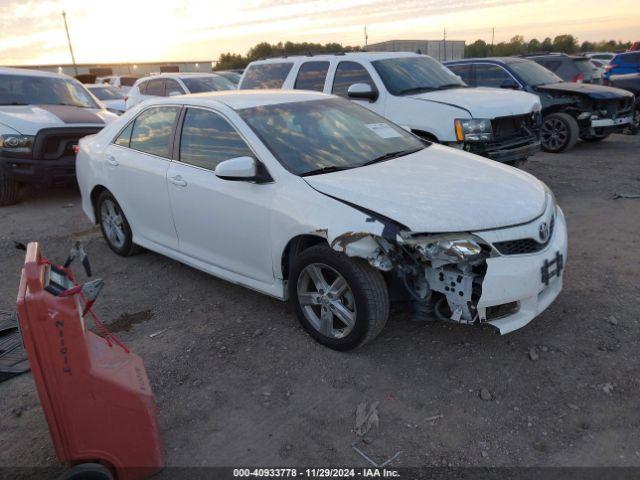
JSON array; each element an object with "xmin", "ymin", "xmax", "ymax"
[{"xmin": 330, "ymin": 231, "xmax": 491, "ymax": 325}]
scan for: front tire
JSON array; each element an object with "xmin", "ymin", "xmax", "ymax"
[
  {"xmin": 0, "ymin": 172, "xmax": 20, "ymax": 206},
  {"xmin": 541, "ymin": 113, "xmax": 579, "ymax": 153},
  {"xmin": 97, "ymin": 191, "xmax": 141, "ymax": 256},
  {"xmin": 289, "ymin": 244, "xmax": 389, "ymax": 351}
]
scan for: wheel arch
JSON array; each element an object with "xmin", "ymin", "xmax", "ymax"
[
  {"xmin": 280, "ymin": 234, "xmax": 328, "ymax": 284},
  {"xmin": 90, "ymin": 185, "xmax": 109, "ymax": 224}
]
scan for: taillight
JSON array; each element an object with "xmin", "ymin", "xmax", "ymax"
[
  {"xmin": 605, "ymin": 64, "xmax": 617, "ymax": 72},
  {"xmin": 73, "ymin": 145, "xmax": 80, "ymax": 155},
  {"xmin": 572, "ymin": 73, "xmax": 584, "ymax": 83}
]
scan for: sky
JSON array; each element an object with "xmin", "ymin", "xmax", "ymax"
[{"xmin": 1, "ymin": 0, "xmax": 638, "ymax": 65}]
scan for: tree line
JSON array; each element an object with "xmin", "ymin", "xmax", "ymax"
[
  {"xmin": 465, "ymin": 35, "xmax": 633, "ymax": 57},
  {"xmin": 213, "ymin": 35, "xmax": 633, "ymax": 70}
]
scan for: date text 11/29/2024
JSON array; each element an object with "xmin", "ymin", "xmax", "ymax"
[{"xmin": 233, "ymin": 468, "xmax": 401, "ymax": 478}]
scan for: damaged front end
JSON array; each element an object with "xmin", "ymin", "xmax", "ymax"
[{"xmin": 330, "ymin": 228, "xmax": 492, "ymax": 325}]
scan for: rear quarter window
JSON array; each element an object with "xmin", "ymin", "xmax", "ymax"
[{"xmin": 240, "ymin": 63, "xmax": 294, "ymax": 89}]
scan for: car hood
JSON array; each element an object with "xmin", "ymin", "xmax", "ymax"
[
  {"xmin": 0, "ymin": 105, "xmax": 117, "ymax": 135},
  {"xmin": 536, "ymin": 82, "xmax": 634, "ymax": 99},
  {"xmin": 304, "ymin": 144, "xmax": 547, "ymax": 233},
  {"xmin": 410, "ymin": 87, "xmax": 541, "ymax": 118}
]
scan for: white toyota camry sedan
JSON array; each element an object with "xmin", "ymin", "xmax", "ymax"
[{"xmin": 76, "ymin": 90, "xmax": 567, "ymax": 350}]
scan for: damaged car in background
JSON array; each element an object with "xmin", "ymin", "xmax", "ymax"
[{"xmin": 76, "ymin": 91, "xmax": 567, "ymax": 350}]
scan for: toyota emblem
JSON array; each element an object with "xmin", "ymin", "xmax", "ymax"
[{"xmin": 539, "ymin": 222, "xmax": 550, "ymax": 242}]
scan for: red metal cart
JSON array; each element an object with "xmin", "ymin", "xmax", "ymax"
[{"xmin": 16, "ymin": 242, "xmax": 163, "ymax": 480}]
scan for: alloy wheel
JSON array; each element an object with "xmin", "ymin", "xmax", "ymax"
[
  {"xmin": 100, "ymin": 198, "xmax": 126, "ymax": 249},
  {"xmin": 541, "ymin": 118, "xmax": 568, "ymax": 151},
  {"xmin": 297, "ymin": 263, "xmax": 357, "ymax": 339}
]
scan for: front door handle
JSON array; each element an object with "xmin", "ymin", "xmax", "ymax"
[
  {"xmin": 106, "ymin": 155, "xmax": 119, "ymax": 166},
  {"xmin": 169, "ymin": 175, "xmax": 187, "ymax": 187}
]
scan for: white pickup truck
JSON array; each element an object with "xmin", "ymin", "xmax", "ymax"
[
  {"xmin": 240, "ymin": 52, "xmax": 543, "ymax": 165},
  {"xmin": 0, "ymin": 67, "xmax": 117, "ymax": 205}
]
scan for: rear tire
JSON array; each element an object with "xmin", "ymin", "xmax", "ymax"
[
  {"xmin": 97, "ymin": 190, "xmax": 141, "ymax": 257},
  {"xmin": 0, "ymin": 172, "xmax": 20, "ymax": 206},
  {"xmin": 541, "ymin": 113, "xmax": 579, "ymax": 153},
  {"xmin": 289, "ymin": 244, "xmax": 389, "ymax": 351}
]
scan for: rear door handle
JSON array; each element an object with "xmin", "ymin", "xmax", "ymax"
[
  {"xmin": 169, "ymin": 175, "xmax": 187, "ymax": 187},
  {"xmin": 106, "ymin": 155, "xmax": 119, "ymax": 166}
]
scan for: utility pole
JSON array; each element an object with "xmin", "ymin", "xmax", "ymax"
[
  {"xmin": 364, "ymin": 25, "xmax": 368, "ymax": 49},
  {"xmin": 443, "ymin": 28, "xmax": 447, "ymax": 61},
  {"xmin": 62, "ymin": 11, "xmax": 78, "ymax": 76},
  {"xmin": 491, "ymin": 27, "xmax": 495, "ymax": 55}
]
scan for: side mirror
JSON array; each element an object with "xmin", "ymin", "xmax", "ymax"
[
  {"xmin": 500, "ymin": 79, "xmax": 520, "ymax": 89},
  {"xmin": 168, "ymin": 90, "xmax": 183, "ymax": 97},
  {"xmin": 215, "ymin": 156, "xmax": 261, "ymax": 182},
  {"xmin": 347, "ymin": 83, "xmax": 378, "ymax": 102}
]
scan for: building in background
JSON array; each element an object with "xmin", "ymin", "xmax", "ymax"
[
  {"xmin": 7, "ymin": 61, "xmax": 214, "ymax": 79},
  {"xmin": 366, "ymin": 39, "xmax": 465, "ymax": 61}
]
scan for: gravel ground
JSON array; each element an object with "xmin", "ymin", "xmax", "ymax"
[{"xmin": 0, "ymin": 134, "xmax": 639, "ymax": 475}]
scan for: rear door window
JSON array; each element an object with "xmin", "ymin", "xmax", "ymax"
[
  {"xmin": 145, "ymin": 79, "xmax": 165, "ymax": 96},
  {"xmin": 475, "ymin": 64, "xmax": 513, "ymax": 88},
  {"xmin": 331, "ymin": 61, "xmax": 377, "ymax": 97},
  {"xmin": 447, "ymin": 64, "xmax": 474, "ymax": 85},
  {"xmin": 294, "ymin": 62, "xmax": 330, "ymax": 91},
  {"xmin": 240, "ymin": 63, "xmax": 294, "ymax": 89},
  {"xmin": 129, "ymin": 106, "xmax": 180, "ymax": 158}
]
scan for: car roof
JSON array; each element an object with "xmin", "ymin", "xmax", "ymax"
[
  {"xmin": 445, "ymin": 57, "xmax": 531, "ymax": 65},
  {"xmin": 140, "ymin": 89, "xmax": 330, "ymax": 110},
  {"xmin": 248, "ymin": 51, "xmax": 423, "ymax": 65},
  {"xmin": 138, "ymin": 72, "xmax": 223, "ymax": 82},
  {"xmin": 0, "ymin": 66, "xmax": 73, "ymax": 79}
]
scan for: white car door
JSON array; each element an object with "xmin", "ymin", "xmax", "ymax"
[
  {"xmin": 105, "ymin": 105, "xmax": 180, "ymax": 249},
  {"xmin": 166, "ymin": 106, "xmax": 275, "ymax": 284},
  {"xmin": 327, "ymin": 60, "xmax": 386, "ymax": 116}
]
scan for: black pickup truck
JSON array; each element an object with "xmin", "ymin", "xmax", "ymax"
[{"xmin": 445, "ymin": 57, "xmax": 636, "ymax": 153}]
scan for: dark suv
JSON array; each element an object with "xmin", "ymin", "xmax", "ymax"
[
  {"xmin": 445, "ymin": 57, "xmax": 635, "ymax": 152},
  {"xmin": 521, "ymin": 53, "xmax": 599, "ymax": 84}
]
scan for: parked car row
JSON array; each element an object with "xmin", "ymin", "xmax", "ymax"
[{"xmin": 1, "ymin": 48, "xmax": 635, "ymax": 349}]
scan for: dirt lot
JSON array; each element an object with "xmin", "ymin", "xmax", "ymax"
[{"xmin": 1, "ymin": 134, "xmax": 639, "ymax": 475}]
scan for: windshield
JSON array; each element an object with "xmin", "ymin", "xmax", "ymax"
[
  {"xmin": 181, "ymin": 76, "xmax": 236, "ymax": 93},
  {"xmin": 238, "ymin": 98, "xmax": 425, "ymax": 176},
  {"xmin": 371, "ymin": 56, "xmax": 466, "ymax": 95},
  {"xmin": 509, "ymin": 60, "xmax": 563, "ymax": 86},
  {"xmin": 88, "ymin": 85, "xmax": 124, "ymax": 100},
  {"xmin": 0, "ymin": 74, "xmax": 99, "ymax": 107}
]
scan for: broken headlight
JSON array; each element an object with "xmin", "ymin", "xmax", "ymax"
[
  {"xmin": 454, "ymin": 118, "xmax": 493, "ymax": 142},
  {"xmin": 419, "ymin": 236, "xmax": 485, "ymax": 266},
  {"xmin": 0, "ymin": 134, "xmax": 34, "ymax": 154}
]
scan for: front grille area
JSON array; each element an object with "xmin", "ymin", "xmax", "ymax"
[
  {"xmin": 33, "ymin": 127, "xmax": 102, "ymax": 160},
  {"xmin": 491, "ymin": 112, "xmax": 540, "ymax": 142},
  {"xmin": 493, "ymin": 215, "xmax": 555, "ymax": 255},
  {"xmin": 594, "ymin": 97, "xmax": 635, "ymax": 118}
]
